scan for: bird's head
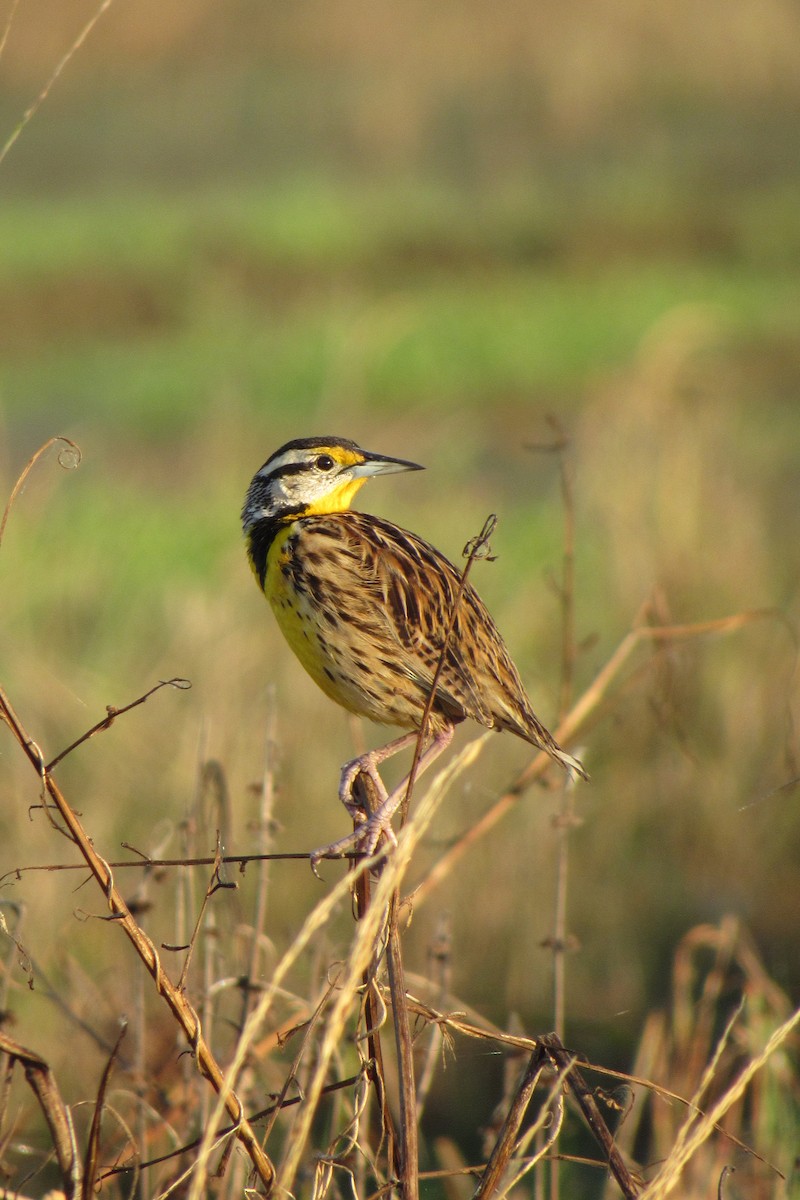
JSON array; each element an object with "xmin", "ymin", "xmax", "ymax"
[{"xmin": 242, "ymin": 436, "xmax": 423, "ymax": 532}]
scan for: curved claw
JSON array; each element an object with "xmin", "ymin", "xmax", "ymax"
[
  {"xmin": 309, "ymin": 814, "xmax": 397, "ymax": 876},
  {"xmin": 338, "ymin": 756, "xmax": 389, "ymax": 813},
  {"xmin": 314, "ymin": 725, "xmax": 454, "ymax": 875}
]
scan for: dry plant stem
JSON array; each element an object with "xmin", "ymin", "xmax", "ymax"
[
  {"xmin": 640, "ymin": 1000, "xmax": 800, "ymax": 1200},
  {"xmin": 352, "ymin": 803, "xmax": 401, "ymax": 1180},
  {"xmin": 0, "ymin": 436, "xmax": 81, "ymax": 550},
  {"xmin": 82, "ymin": 1021, "xmax": 127, "ymax": 1199},
  {"xmin": 240, "ymin": 704, "xmax": 277, "ymax": 1030},
  {"xmin": 0, "ymin": 687, "xmax": 276, "ymax": 1193},
  {"xmin": 474, "ymin": 1044, "xmax": 548, "ymax": 1200},
  {"xmin": 188, "ymin": 848, "xmax": 381, "ymax": 1200},
  {"xmin": 0, "ymin": 0, "xmax": 22, "ymax": 61},
  {"xmin": 355, "ymin": 772, "xmax": 418, "ymax": 1198},
  {"xmin": 2, "ymin": 850, "xmax": 360, "ymax": 884},
  {"xmin": 0, "ymin": 1031, "xmax": 81, "ymax": 1198},
  {"xmin": 547, "ymin": 441, "xmax": 578, "ymax": 1200},
  {"xmin": 546, "ymin": 785, "xmax": 575, "ymax": 1200},
  {"xmin": 0, "ymin": 1, "xmax": 116, "ymax": 166},
  {"xmin": 177, "ymin": 834, "xmax": 230, "ymax": 992},
  {"xmin": 415, "ymin": 607, "xmax": 774, "ymax": 907},
  {"xmin": 46, "ymin": 678, "xmax": 192, "ymax": 771},
  {"xmin": 385, "ymin": 892, "xmax": 419, "ymax": 1200},
  {"xmin": 542, "ymin": 1035, "xmax": 640, "ymax": 1200},
  {"xmin": 274, "ymin": 741, "xmax": 485, "ymax": 1198},
  {"xmin": 550, "ymin": 795, "xmax": 574, "ymax": 1044}
]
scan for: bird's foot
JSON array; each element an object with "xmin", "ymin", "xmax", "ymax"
[
  {"xmin": 310, "ymin": 727, "xmax": 454, "ymax": 877},
  {"xmin": 337, "ymin": 751, "xmax": 391, "ymax": 817},
  {"xmin": 309, "ymin": 751, "xmax": 398, "ymax": 875},
  {"xmin": 309, "ymin": 809, "xmax": 397, "ymax": 877}
]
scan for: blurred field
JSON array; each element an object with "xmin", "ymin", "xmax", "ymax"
[{"xmin": 1, "ymin": 1, "xmax": 799, "ymax": 1194}]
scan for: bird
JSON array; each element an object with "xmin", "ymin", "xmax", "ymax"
[{"xmin": 242, "ymin": 436, "xmax": 587, "ymax": 858}]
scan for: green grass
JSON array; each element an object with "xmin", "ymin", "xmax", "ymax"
[
  {"xmin": 3, "ymin": 179, "xmax": 798, "ymax": 450},
  {"xmin": 2, "ymin": 166, "xmax": 799, "ymax": 1197}
]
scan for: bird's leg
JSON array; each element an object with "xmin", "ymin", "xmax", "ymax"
[
  {"xmin": 337, "ymin": 731, "xmax": 420, "ymax": 819},
  {"xmin": 310, "ymin": 726, "xmax": 455, "ymax": 872},
  {"xmin": 358, "ymin": 724, "xmax": 454, "ymax": 855}
]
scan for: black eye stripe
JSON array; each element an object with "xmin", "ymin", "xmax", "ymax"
[
  {"xmin": 263, "ymin": 455, "xmax": 341, "ymax": 482},
  {"xmin": 267, "ymin": 462, "xmax": 309, "ymax": 479}
]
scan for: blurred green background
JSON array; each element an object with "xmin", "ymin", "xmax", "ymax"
[{"xmin": 1, "ymin": 0, "xmax": 799, "ymax": 1188}]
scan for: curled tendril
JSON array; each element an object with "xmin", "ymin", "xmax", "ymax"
[
  {"xmin": 0, "ymin": 435, "xmax": 82, "ymax": 552},
  {"xmin": 463, "ymin": 512, "xmax": 498, "ymax": 563},
  {"xmin": 57, "ymin": 441, "xmax": 82, "ymax": 470}
]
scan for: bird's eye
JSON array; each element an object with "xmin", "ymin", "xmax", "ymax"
[{"xmin": 315, "ymin": 454, "xmax": 335, "ymax": 472}]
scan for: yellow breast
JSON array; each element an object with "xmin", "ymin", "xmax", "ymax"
[{"xmin": 262, "ymin": 523, "xmax": 356, "ymax": 709}]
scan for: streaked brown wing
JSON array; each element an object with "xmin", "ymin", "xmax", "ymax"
[{"xmin": 304, "ymin": 511, "xmax": 533, "ymax": 735}]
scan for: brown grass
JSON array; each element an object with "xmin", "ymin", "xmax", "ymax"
[{"xmin": 1, "ymin": 439, "xmax": 797, "ymax": 1198}]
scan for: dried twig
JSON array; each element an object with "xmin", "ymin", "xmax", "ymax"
[
  {"xmin": 273, "ymin": 740, "xmax": 485, "ymax": 1198},
  {"xmin": 0, "ymin": 1030, "xmax": 81, "ymax": 1198},
  {"xmin": 474, "ymin": 1044, "xmax": 548, "ymax": 1199},
  {"xmin": 46, "ymin": 679, "xmax": 192, "ymax": 771},
  {"xmin": 415, "ymin": 607, "xmax": 777, "ymax": 906},
  {"xmin": 0, "ymin": 436, "xmax": 81, "ymax": 552},
  {"xmin": 542, "ymin": 1034, "xmax": 641, "ymax": 1199},
  {"xmin": 82, "ymin": 1020, "xmax": 127, "ymax": 1199},
  {"xmin": 0, "ymin": 686, "xmax": 276, "ymax": 1192},
  {"xmin": 385, "ymin": 884, "xmax": 419, "ymax": 1200},
  {"xmin": 0, "ymin": 2, "xmax": 117, "ymax": 167},
  {"xmin": 351, "ymin": 781, "xmax": 402, "ymax": 1183}
]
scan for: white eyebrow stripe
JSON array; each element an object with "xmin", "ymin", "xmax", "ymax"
[{"xmin": 258, "ymin": 449, "xmax": 307, "ymax": 477}]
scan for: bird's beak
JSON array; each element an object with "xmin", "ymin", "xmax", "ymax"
[{"xmin": 351, "ymin": 451, "xmax": 424, "ymax": 479}]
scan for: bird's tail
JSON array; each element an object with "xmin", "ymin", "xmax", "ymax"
[
  {"xmin": 509, "ymin": 708, "xmax": 589, "ymax": 781},
  {"xmin": 549, "ymin": 741, "xmax": 589, "ymax": 781}
]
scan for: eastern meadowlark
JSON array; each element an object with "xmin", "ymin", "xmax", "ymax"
[{"xmin": 242, "ymin": 436, "xmax": 587, "ymax": 856}]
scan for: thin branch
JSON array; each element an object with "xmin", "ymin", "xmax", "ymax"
[
  {"xmin": 82, "ymin": 1021, "xmax": 127, "ymax": 1200},
  {"xmin": 0, "ymin": 436, "xmax": 81, "ymax": 552},
  {"xmin": 0, "ymin": 0, "xmax": 22, "ymax": 63},
  {"xmin": 0, "ymin": 849, "xmax": 360, "ymax": 886},
  {"xmin": 46, "ymin": 679, "xmax": 192, "ymax": 771},
  {"xmin": 177, "ymin": 833, "xmax": 235, "ymax": 993},
  {"xmin": 542, "ymin": 1034, "xmax": 641, "ymax": 1199},
  {"xmin": 0, "ymin": 685, "xmax": 276, "ymax": 1192},
  {"xmin": 0, "ymin": 1030, "xmax": 82, "ymax": 1199},
  {"xmin": 414, "ymin": 607, "xmax": 779, "ymax": 907},
  {"xmin": 0, "ymin": 1, "xmax": 117, "ymax": 167},
  {"xmin": 474, "ymin": 1044, "xmax": 548, "ymax": 1199},
  {"xmin": 352, "ymin": 778, "xmax": 402, "ymax": 1183},
  {"xmin": 385, "ymin": 890, "xmax": 419, "ymax": 1200}
]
